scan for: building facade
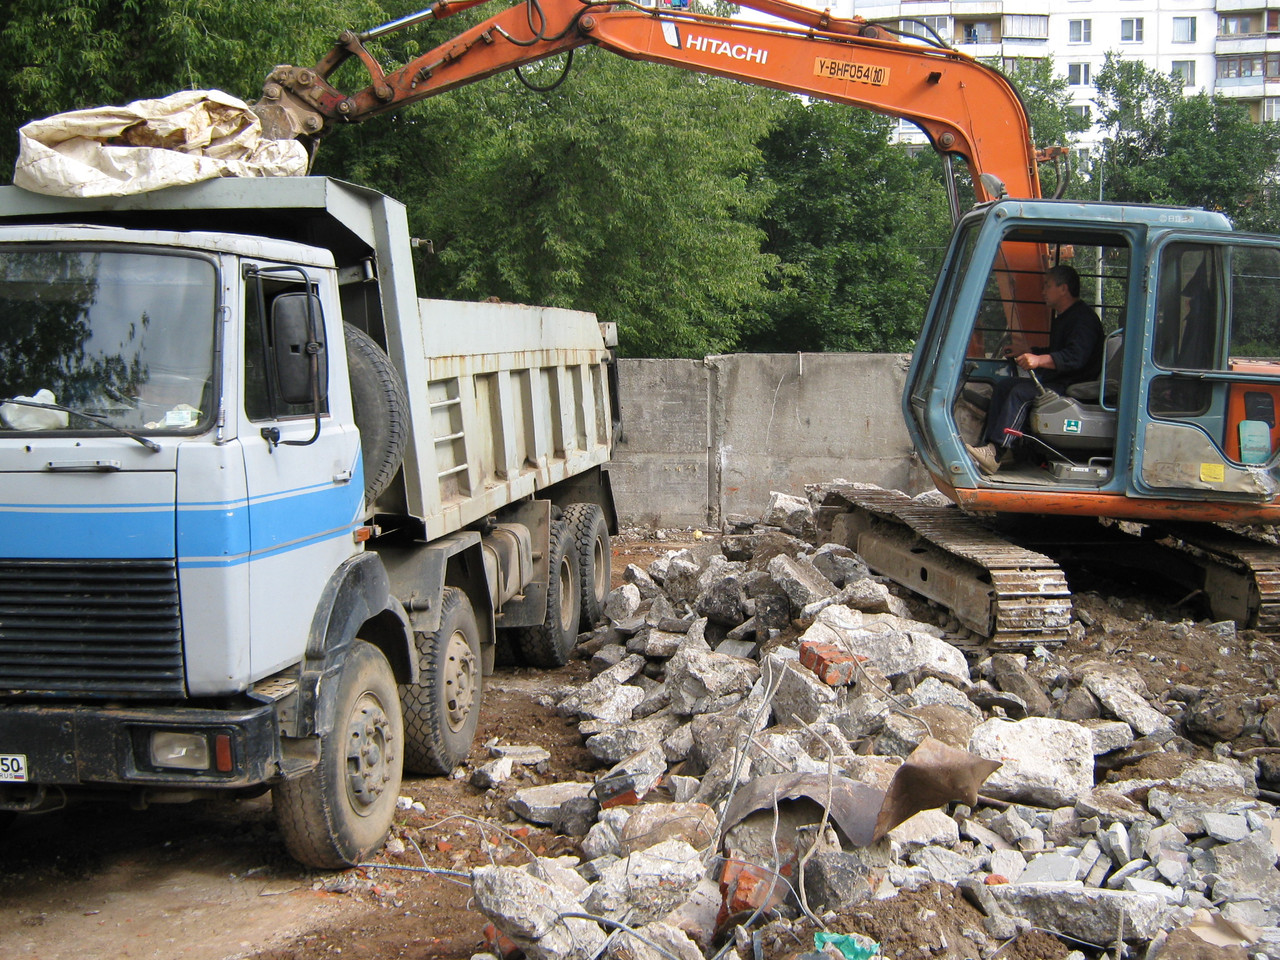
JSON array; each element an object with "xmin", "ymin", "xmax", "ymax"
[{"xmin": 847, "ymin": 0, "xmax": 1272, "ymax": 157}]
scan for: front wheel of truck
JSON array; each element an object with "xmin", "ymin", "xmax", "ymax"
[
  {"xmin": 400, "ymin": 587, "xmax": 483, "ymax": 775},
  {"xmin": 273, "ymin": 640, "xmax": 403, "ymax": 869}
]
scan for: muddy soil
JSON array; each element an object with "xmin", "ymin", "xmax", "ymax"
[{"xmin": 0, "ymin": 530, "xmax": 1274, "ymax": 960}]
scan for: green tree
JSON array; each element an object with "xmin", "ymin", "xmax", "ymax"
[
  {"xmin": 318, "ymin": 48, "xmax": 782, "ymax": 358},
  {"xmin": 1094, "ymin": 53, "xmax": 1280, "ymax": 231},
  {"xmin": 743, "ymin": 99, "xmax": 950, "ymax": 352},
  {"xmin": 995, "ymin": 56, "xmax": 1091, "ymax": 198}
]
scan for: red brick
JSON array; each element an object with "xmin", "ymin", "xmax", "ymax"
[
  {"xmin": 483, "ymin": 922, "xmax": 524, "ymax": 960},
  {"xmin": 798, "ymin": 639, "xmax": 863, "ymax": 686}
]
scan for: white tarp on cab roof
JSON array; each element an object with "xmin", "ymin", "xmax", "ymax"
[{"xmin": 13, "ymin": 89, "xmax": 308, "ymax": 198}]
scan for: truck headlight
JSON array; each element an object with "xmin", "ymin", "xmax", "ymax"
[{"xmin": 149, "ymin": 731, "xmax": 211, "ymax": 771}]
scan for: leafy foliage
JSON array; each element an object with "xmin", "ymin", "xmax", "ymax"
[
  {"xmin": 318, "ymin": 47, "xmax": 781, "ymax": 357},
  {"xmin": 1094, "ymin": 53, "xmax": 1280, "ymax": 231},
  {"xmin": 745, "ymin": 99, "xmax": 950, "ymax": 352},
  {"xmin": 994, "ymin": 57, "xmax": 1091, "ymax": 199}
]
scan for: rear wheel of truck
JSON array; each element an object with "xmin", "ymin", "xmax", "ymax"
[
  {"xmin": 273, "ymin": 640, "xmax": 403, "ymax": 869},
  {"xmin": 345, "ymin": 323, "xmax": 408, "ymax": 505},
  {"xmin": 400, "ymin": 587, "xmax": 483, "ymax": 775},
  {"xmin": 564, "ymin": 502, "xmax": 610, "ymax": 628},
  {"xmin": 517, "ymin": 517, "xmax": 582, "ymax": 667}
]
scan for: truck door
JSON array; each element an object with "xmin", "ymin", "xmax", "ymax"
[
  {"xmin": 1132, "ymin": 236, "xmax": 1280, "ymax": 501},
  {"xmin": 239, "ymin": 263, "xmax": 363, "ymax": 678}
]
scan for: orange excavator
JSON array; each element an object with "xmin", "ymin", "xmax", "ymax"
[{"xmin": 256, "ymin": 0, "xmax": 1280, "ymax": 645}]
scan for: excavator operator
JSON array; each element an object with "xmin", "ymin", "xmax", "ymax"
[{"xmin": 966, "ymin": 265, "xmax": 1104, "ymax": 474}]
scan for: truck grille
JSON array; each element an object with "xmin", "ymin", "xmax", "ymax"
[{"xmin": 0, "ymin": 559, "xmax": 184, "ymax": 698}]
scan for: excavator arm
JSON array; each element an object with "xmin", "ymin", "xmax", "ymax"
[{"xmin": 253, "ymin": 0, "xmax": 1044, "ymax": 204}]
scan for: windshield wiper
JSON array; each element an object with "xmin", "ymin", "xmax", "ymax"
[{"xmin": 0, "ymin": 398, "xmax": 161, "ymax": 452}]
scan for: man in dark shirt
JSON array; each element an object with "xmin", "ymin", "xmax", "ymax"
[{"xmin": 965, "ymin": 264, "xmax": 1104, "ymax": 474}]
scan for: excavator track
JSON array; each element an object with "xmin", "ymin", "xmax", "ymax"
[
  {"xmin": 1151, "ymin": 524, "xmax": 1280, "ymax": 633},
  {"xmin": 818, "ymin": 487, "xmax": 1072, "ymax": 651}
]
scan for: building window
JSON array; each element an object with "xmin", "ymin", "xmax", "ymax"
[
  {"xmin": 1265, "ymin": 97, "xmax": 1280, "ymax": 122},
  {"xmin": 1002, "ymin": 56, "xmax": 1044, "ymax": 73},
  {"xmin": 900, "ymin": 15, "xmax": 950, "ymax": 41},
  {"xmin": 1172, "ymin": 17, "xmax": 1196, "ymax": 43},
  {"xmin": 1217, "ymin": 55, "xmax": 1269, "ymax": 79},
  {"xmin": 1003, "ymin": 15, "xmax": 1048, "ymax": 40},
  {"xmin": 1220, "ymin": 15, "xmax": 1258, "ymax": 37},
  {"xmin": 1067, "ymin": 104, "xmax": 1091, "ymax": 121},
  {"xmin": 1171, "ymin": 60, "xmax": 1195, "ymax": 86},
  {"xmin": 961, "ymin": 21, "xmax": 995, "ymax": 44},
  {"xmin": 1069, "ymin": 19, "xmax": 1092, "ymax": 44},
  {"xmin": 1068, "ymin": 62, "xmax": 1091, "ymax": 85},
  {"xmin": 1121, "ymin": 18, "xmax": 1144, "ymax": 43}
]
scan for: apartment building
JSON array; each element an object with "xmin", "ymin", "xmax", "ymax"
[{"xmin": 845, "ymin": 0, "xmax": 1270, "ymax": 156}]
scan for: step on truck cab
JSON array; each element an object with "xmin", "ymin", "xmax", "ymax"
[{"xmin": 0, "ymin": 176, "xmax": 618, "ymax": 867}]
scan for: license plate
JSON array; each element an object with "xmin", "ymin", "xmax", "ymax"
[{"xmin": 0, "ymin": 754, "xmax": 27, "ymax": 782}]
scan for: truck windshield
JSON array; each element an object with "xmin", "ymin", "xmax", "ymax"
[{"xmin": 0, "ymin": 247, "xmax": 216, "ymax": 435}]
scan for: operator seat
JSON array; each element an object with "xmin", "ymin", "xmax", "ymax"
[{"xmin": 1029, "ymin": 331, "xmax": 1123, "ymax": 452}]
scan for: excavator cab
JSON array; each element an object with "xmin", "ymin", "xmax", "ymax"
[{"xmin": 905, "ymin": 199, "xmax": 1280, "ymax": 525}]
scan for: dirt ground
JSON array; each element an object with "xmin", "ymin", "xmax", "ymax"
[{"xmin": 1, "ymin": 530, "xmax": 1276, "ymax": 960}]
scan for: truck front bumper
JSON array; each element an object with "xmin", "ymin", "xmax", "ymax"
[{"xmin": 0, "ymin": 700, "xmax": 281, "ymax": 796}]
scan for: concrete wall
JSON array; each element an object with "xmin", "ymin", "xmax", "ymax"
[{"xmin": 610, "ymin": 354, "xmax": 933, "ymax": 528}]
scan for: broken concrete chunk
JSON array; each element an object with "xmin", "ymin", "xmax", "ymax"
[
  {"xmin": 559, "ymin": 654, "xmax": 647, "ymax": 718},
  {"xmin": 988, "ymin": 653, "xmax": 1053, "ymax": 717},
  {"xmin": 985, "ymin": 882, "xmax": 1175, "ymax": 945},
  {"xmin": 622, "ymin": 564, "xmax": 663, "ymax": 601},
  {"xmin": 766, "ymin": 554, "xmax": 837, "ymax": 611},
  {"xmin": 1081, "ymin": 719, "xmax": 1136, "ymax": 755},
  {"xmin": 887, "ymin": 808, "xmax": 960, "ymax": 849},
  {"xmin": 1079, "ymin": 662, "xmax": 1175, "ymax": 738},
  {"xmin": 585, "ymin": 711, "xmax": 681, "ymax": 765},
  {"xmin": 603, "ymin": 921, "xmax": 703, "ymax": 960},
  {"xmin": 1075, "ymin": 786, "xmax": 1156, "ymax": 826},
  {"xmin": 970, "ymin": 717, "xmax": 1094, "ymax": 807},
  {"xmin": 472, "ymin": 864, "xmax": 606, "ymax": 960},
  {"xmin": 799, "ymin": 851, "xmax": 877, "ymax": 912},
  {"xmin": 694, "ymin": 574, "xmax": 748, "ymax": 627},
  {"xmin": 510, "ymin": 782, "xmax": 596, "ymax": 825},
  {"xmin": 604, "ymin": 584, "xmax": 642, "ymax": 623},
  {"xmin": 582, "ymin": 839, "xmax": 705, "ymax": 923},
  {"xmin": 471, "ymin": 755, "xmax": 515, "ymax": 789},
  {"xmin": 762, "ymin": 491, "xmax": 814, "ymax": 537},
  {"xmin": 619, "ymin": 801, "xmax": 717, "ymax": 854},
  {"xmin": 666, "ymin": 645, "xmax": 760, "ymax": 716},
  {"xmin": 1018, "ymin": 851, "xmax": 1081, "ymax": 883},
  {"xmin": 811, "ymin": 543, "xmax": 871, "ymax": 588},
  {"xmin": 663, "ymin": 553, "xmax": 705, "ymax": 604},
  {"xmin": 767, "ymin": 655, "xmax": 840, "ymax": 726}
]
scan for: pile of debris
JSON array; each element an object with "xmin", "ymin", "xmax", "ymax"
[{"xmin": 462, "ymin": 486, "xmax": 1280, "ymax": 960}]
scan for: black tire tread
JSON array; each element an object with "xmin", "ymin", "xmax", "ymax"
[
  {"xmin": 273, "ymin": 640, "xmax": 403, "ymax": 869},
  {"xmin": 563, "ymin": 502, "xmax": 610, "ymax": 628},
  {"xmin": 401, "ymin": 587, "xmax": 482, "ymax": 775},
  {"xmin": 345, "ymin": 323, "xmax": 408, "ymax": 504},
  {"xmin": 516, "ymin": 518, "xmax": 581, "ymax": 667}
]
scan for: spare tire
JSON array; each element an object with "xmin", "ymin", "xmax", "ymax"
[{"xmin": 345, "ymin": 323, "xmax": 408, "ymax": 505}]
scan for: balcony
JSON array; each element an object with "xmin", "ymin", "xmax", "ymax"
[
  {"xmin": 1216, "ymin": 34, "xmax": 1280, "ymax": 55},
  {"xmin": 1216, "ymin": 0, "xmax": 1280, "ymax": 12}
]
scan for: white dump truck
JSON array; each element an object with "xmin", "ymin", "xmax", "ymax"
[{"xmin": 0, "ymin": 176, "xmax": 617, "ymax": 867}]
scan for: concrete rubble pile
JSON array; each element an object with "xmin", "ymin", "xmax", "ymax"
[{"xmin": 463, "ymin": 485, "xmax": 1280, "ymax": 960}]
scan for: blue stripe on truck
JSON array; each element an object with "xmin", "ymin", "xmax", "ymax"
[{"xmin": 0, "ymin": 478, "xmax": 363, "ymax": 564}]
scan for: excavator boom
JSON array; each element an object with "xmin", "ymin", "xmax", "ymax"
[{"xmin": 254, "ymin": 0, "xmax": 1041, "ymax": 204}]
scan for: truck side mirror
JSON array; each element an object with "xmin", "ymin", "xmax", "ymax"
[{"xmin": 272, "ymin": 292, "xmax": 328, "ymax": 406}]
